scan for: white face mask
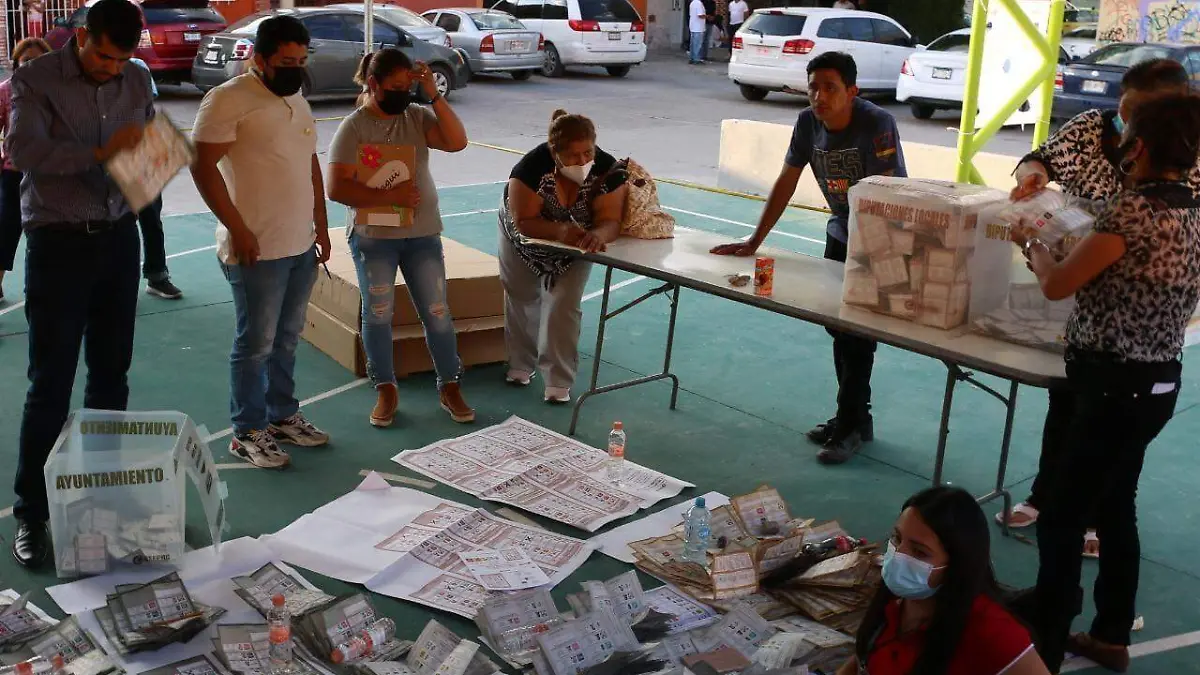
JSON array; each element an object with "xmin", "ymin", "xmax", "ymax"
[{"xmin": 558, "ymin": 160, "xmax": 594, "ymax": 185}]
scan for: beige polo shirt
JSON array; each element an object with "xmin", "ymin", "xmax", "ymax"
[{"xmin": 192, "ymin": 73, "xmax": 318, "ymax": 264}]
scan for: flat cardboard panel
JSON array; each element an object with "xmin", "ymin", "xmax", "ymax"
[
  {"xmin": 302, "ymin": 303, "xmax": 506, "ymax": 378},
  {"xmin": 311, "ymin": 235, "xmax": 504, "ymax": 328}
]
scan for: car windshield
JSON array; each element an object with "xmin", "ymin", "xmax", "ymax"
[
  {"xmin": 1084, "ymin": 43, "xmax": 1172, "ymax": 67},
  {"xmin": 471, "ymin": 11, "xmax": 523, "ymax": 29},
  {"xmin": 741, "ymin": 12, "xmax": 806, "ymax": 37},
  {"xmin": 926, "ymin": 33, "xmax": 969, "ymax": 52},
  {"xmin": 142, "ymin": 6, "xmax": 225, "ymax": 23},
  {"xmin": 578, "ymin": 0, "xmax": 639, "ymax": 22},
  {"xmin": 375, "ymin": 6, "xmax": 432, "ymax": 27}
]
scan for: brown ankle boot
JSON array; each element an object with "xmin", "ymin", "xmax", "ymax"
[
  {"xmin": 1067, "ymin": 633, "xmax": 1130, "ymax": 673},
  {"xmin": 439, "ymin": 382, "xmax": 475, "ymax": 423},
  {"xmin": 371, "ymin": 383, "xmax": 398, "ymax": 428}
]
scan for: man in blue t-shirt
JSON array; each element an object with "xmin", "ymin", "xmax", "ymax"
[{"xmin": 712, "ymin": 51, "xmax": 906, "ymax": 465}]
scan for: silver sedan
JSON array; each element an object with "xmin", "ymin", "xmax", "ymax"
[{"xmin": 422, "ymin": 8, "xmax": 542, "ymax": 80}]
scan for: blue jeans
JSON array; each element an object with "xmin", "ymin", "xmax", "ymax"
[
  {"xmin": 221, "ymin": 246, "xmax": 318, "ymax": 435},
  {"xmin": 348, "ymin": 232, "xmax": 461, "ymax": 388},
  {"xmin": 699, "ymin": 24, "xmax": 712, "ymax": 60},
  {"xmin": 689, "ymin": 31, "xmax": 705, "ymax": 62}
]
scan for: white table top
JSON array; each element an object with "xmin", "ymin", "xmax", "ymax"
[{"xmin": 534, "ymin": 229, "xmax": 1066, "ymax": 387}]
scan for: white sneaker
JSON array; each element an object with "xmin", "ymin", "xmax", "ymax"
[
  {"xmin": 506, "ymin": 369, "xmax": 533, "ymax": 386},
  {"xmin": 544, "ymin": 387, "xmax": 571, "ymax": 404},
  {"xmin": 269, "ymin": 413, "xmax": 330, "ymax": 447},
  {"xmin": 229, "ymin": 430, "xmax": 291, "ymax": 469}
]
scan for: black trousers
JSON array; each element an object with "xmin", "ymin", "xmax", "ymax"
[
  {"xmin": 139, "ymin": 195, "xmax": 168, "ymax": 282},
  {"xmin": 824, "ymin": 235, "xmax": 876, "ymax": 426},
  {"xmin": 14, "ymin": 217, "xmax": 141, "ymax": 523},
  {"xmin": 0, "ymin": 169, "xmax": 22, "ymax": 272},
  {"xmin": 1032, "ymin": 349, "xmax": 1180, "ymax": 671}
]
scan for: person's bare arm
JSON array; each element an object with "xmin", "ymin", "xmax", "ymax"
[
  {"xmin": 589, "ymin": 184, "xmax": 629, "ymax": 245},
  {"xmin": 509, "ymin": 178, "xmax": 570, "ymax": 240},
  {"xmin": 311, "ymin": 154, "xmax": 331, "ymax": 263},
  {"xmin": 326, "ymin": 163, "xmax": 421, "ymax": 210},
  {"xmin": 191, "ymin": 141, "xmax": 259, "ymax": 264},
  {"xmin": 711, "ymin": 163, "xmax": 803, "ymax": 255},
  {"xmin": 1005, "ymin": 648, "xmax": 1052, "ymax": 675},
  {"xmin": 424, "ymin": 98, "xmax": 468, "ymax": 153},
  {"xmin": 834, "ymin": 655, "xmax": 858, "ymax": 675},
  {"xmin": 1026, "ymin": 230, "xmax": 1126, "ymax": 301}
]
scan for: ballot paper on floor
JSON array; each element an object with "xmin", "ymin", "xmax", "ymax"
[
  {"xmin": 45, "ymin": 410, "xmax": 228, "ymax": 579},
  {"xmin": 105, "ymin": 112, "xmax": 195, "ymax": 213},
  {"xmin": 0, "ymin": 590, "xmax": 57, "ymax": 648},
  {"xmin": 458, "ymin": 549, "xmax": 551, "ymax": 591},
  {"xmin": 642, "ymin": 586, "xmax": 719, "ymax": 635},
  {"xmin": 392, "ymin": 417, "xmax": 693, "ymax": 532},
  {"xmin": 262, "ymin": 473, "xmax": 594, "ymax": 618},
  {"xmin": 589, "ymin": 493, "xmax": 730, "ymax": 563}
]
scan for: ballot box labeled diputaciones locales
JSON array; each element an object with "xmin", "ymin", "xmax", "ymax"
[
  {"xmin": 44, "ymin": 410, "xmax": 228, "ymax": 579},
  {"xmin": 842, "ymin": 177, "xmax": 1009, "ymax": 330}
]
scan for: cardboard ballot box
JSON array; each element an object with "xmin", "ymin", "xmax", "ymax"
[
  {"xmin": 44, "ymin": 410, "xmax": 227, "ymax": 579},
  {"xmin": 843, "ymin": 177, "xmax": 1008, "ymax": 330}
]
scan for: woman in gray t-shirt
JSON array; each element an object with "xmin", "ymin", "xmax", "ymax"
[{"xmin": 327, "ymin": 48, "xmax": 472, "ymax": 429}]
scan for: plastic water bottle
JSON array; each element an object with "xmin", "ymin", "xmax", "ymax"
[
  {"xmin": 606, "ymin": 422, "xmax": 626, "ymax": 486},
  {"xmin": 267, "ymin": 594, "xmax": 296, "ymax": 675},
  {"xmin": 682, "ymin": 497, "xmax": 711, "ymax": 565},
  {"xmin": 330, "ymin": 618, "xmax": 397, "ymax": 664},
  {"xmin": 1, "ymin": 655, "xmax": 63, "ymax": 675},
  {"xmin": 802, "ymin": 535, "xmax": 868, "ymax": 557}
]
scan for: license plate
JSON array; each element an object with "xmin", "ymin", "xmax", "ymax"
[
  {"xmin": 184, "ymin": 31, "xmax": 201, "ymax": 42},
  {"xmin": 608, "ymin": 32, "xmax": 621, "ymax": 40},
  {"xmin": 932, "ymin": 67, "xmax": 952, "ymax": 80},
  {"xmin": 755, "ymin": 46, "xmax": 771, "ymax": 56},
  {"xmin": 203, "ymin": 48, "xmax": 219, "ymax": 64},
  {"xmin": 508, "ymin": 40, "xmax": 528, "ymax": 51},
  {"xmin": 1082, "ymin": 79, "xmax": 1106, "ymax": 94}
]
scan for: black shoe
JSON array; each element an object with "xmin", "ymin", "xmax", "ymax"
[
  {"xmin": 817, "ymin": 428, "xmax": 868, "ymax": 465},
  {"xmin": 12, "ymin": 520, "xmax": 50, "ymax": 569},
  {"xmin": 807, "ymin": 416, "xmax": 874, "ymax": 446},
  {"xmin": 146, "ymin": 279, "xmax": 183, "ymax": 300}
]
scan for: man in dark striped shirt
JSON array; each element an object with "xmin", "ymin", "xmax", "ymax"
[{"xmin": 5, "ymin": 0, "xmax": 153, "ymax": 569}]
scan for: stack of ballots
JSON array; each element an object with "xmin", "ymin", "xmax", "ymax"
[{"xmin": 93, "ymin": 572, "xmax": 225, "ymax": 655}]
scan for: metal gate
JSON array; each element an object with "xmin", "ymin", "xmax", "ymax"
[{"xmin": 4, "ymin": 0, "xmax": 78, "ymax": 62}]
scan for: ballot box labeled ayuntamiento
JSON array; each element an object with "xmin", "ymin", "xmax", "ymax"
[{"xmin": 44, "ymin": 409, "xmax": 228, "ymax": 578}]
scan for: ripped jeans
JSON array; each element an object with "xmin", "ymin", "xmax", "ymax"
[{"xmin": 349, "ymin": 232, "xmax": 462, "ymax": 388}]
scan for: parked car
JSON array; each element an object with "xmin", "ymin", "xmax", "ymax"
[
  {"xmin": 1061, "ymin": 3, "xmax": 1098, "ymax": 33},
  {"xmin": 896, "ymin": 28, "xmax": 1072, "ymax": 119},
  {"xmin": 46, "ymin": 0, "xmax": 226, "ymax": 85},
  {"xmin": 484, "ymin": 0, "xmax": 646, "ymax": 77},
  {"xmin": 1052, "ymin": 42, "xmax": 1197, "ymax": 120},
  {"xmin": 422, "ymin": 8, "xmax": 542, "ymax": 79},
  {"xmin": 729, "ymin": 7, "xmax": 917, "ymax": 102},
  {"xmin": 329, "ymin": 3, "xmax": 451, "ymax": 48},
  {"xmin": 1061, "ymin": 26, "xmax": 1099, "ymax": 60},
  {"xmin": 191, "ymin": 7, "xmax": 470, "ymax": 100}
]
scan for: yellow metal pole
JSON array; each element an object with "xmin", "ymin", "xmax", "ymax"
[
  {"xmin": 1033, "ymin": 0, "xmax": 1067, "ymax": 147},
  {"xmin": 955, "ymin": 0, "xmax": 992, "ymax": 183}
]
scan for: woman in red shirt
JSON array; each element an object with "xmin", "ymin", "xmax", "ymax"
[{"xmin": 837, "ymin": 487, "xmax": 1050, "ymax": 675}]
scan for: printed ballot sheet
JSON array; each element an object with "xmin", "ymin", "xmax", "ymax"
[
  {"xmin": 393, "ymin": 417, "xmax": 693, "ymax": 532},
  {"xmin": 458, "ymin": 549, "xmax": 551, "ymax": 591},
  {"xmin": 105, "ymin": 112, "xmax": 194, "ymax": 213},
  {"xmin": 263, "ymin": 474, "xmax": 594, "ymax": 619}
]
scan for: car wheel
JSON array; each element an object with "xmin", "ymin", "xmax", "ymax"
[
  {"xmin": 431, "ymin": 64, "xmax": 453, "ymax": 98},
  {"xmin": 542, "ymin": 44, "xmax": 565, "ymax": 78},
  {"xmin": 606, "ymin": 65, "xmax": 630, "ymax": 78},
  {"xmin": 910, "ymin": 102, "xmax": 936, "ymax": 119},
  {"xmin": 512, "ymin": 69, "xmax": 534, "ymax": 81},
  {"xmin": 739, "ymin": 84, "xmax": 768, "ymax": 102}
]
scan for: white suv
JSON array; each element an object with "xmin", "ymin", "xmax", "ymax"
[
  {"xmin": 729, "ymin": 7, "xmax": 917, "ymax": 101},
  {"xmin": 485, "ymin": 0, "xmax": 646, "ymax": 77}
]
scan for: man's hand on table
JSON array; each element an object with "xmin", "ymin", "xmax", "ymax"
[{"xmin": 710, "ymin": 241, "xmax": 760, "ymax": 256}]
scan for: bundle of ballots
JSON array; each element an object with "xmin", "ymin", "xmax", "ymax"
[
  {"xmin": 288, "ymin": 595, "xmax": 411, "ymax": 665},
  {"xmin": 343, "ymin": 620, "xmax": 501, "ymax": 675},
  {"xmin": 231, "ymin": 563, "xmax": 335, "ymax": 619},
  {"xmin": 1, "ymin": 617, "xmax": 120, "ymax": 675},
  {"xmin": 93, "ymin": 573, "xmax": 224, "ymax": 654},
  {"xmin": 0, "ymin": 593, "xmax": 54, "ymax": 649}
]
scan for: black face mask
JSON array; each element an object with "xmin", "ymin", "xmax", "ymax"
[
  {"xmin": 262, "ymin": 66, "xmax": 305, "ymax": 97},
  {"xmin": 376, "ymin": 88, "xmax": 413, "ymax": 116}
]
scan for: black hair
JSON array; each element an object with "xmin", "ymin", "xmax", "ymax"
[
  {"xmin": 254, "ymin": 14, "xmax": 310, "ymax": 59},
  {"xmin": 1121, "ymin": 58, "xmax": 1188, "ymax": 93},
  {"xmin": 84, "ymin": 0, "xmax": 143, "ymax": 53},
  {"xmin": 855, "ymin": 487, "xmax": 1007, "ymax": 675},
  {"xmin": 1126, "ymin": 93, "xmax": 1200, "ymax": 175},
  {"xmin": 353, "ymin": 48, "xmax": 413, "ymax": 108},
  {"xmin": 806, "ymin": 51, "xmax": 857, "ymax": 88}
]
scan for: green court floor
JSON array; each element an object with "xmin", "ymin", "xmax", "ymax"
[{"xmin": 1, "ymin": 182, "xmax": 1198, "ymax": 673}]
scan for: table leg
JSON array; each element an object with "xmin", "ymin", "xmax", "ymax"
[
  {"xmin": 664, "ymin": 285, "xmax": 681, "ymax": 410},
  {"xmin": 570, "ymin": 267, "xmax": 614, "ymax": 435},
  {"xmin": 932, "ymin": 365, "xmax": 960, "ymax": 487}
]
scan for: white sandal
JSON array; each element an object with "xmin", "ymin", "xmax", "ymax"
[
  {"xmin": 1083, "ymin": 530, "xmax": 1100, "ymax": 559},
  {"xmin": 995, "ymin": 502, "xmax": 1040, "ymax": 528}
]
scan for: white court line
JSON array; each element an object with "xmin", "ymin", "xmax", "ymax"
[
  {"xmin": 1062, "ymin": 630, "xmax": 1200, "ymax": 672},
  {"xmin": 202, "ymin": 378, "xmax": 369, "ymax": 444},
  {"xmin": 583, "ymin": 275, "xmax": 647, "ymax": 302},
  {"xmin": 213, "ymin": 463, "xmax": 261, "ymax": 471},
  {"xmin": 166, "ymin": 244, "xmax": 217, "ymax": 259},
  {"xmin": 357, "ymin": 469, "xmax": 437, "ymax": 489},
  {"xmin": 663, "ymin": 206, "xmax": 825, "ymax": 246}
]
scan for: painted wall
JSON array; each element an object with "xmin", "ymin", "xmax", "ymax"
[{"xmin": 1098, "ymin": 0, "xmax": 1200, "ymax": 43}]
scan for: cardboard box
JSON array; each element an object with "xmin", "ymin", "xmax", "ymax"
[
  {"xmin": 310, "ymin": 235, "xmax": 505, "ymax": 329},
  {"xmin": 302, "ymin": 303, "xmax": 506, "ymax": 378}
]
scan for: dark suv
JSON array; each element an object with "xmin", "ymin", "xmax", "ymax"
[{"xmin": 45, "ymin": 0, "xmax": 227, "ymax": 85}]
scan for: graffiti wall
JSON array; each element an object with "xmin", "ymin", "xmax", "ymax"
[{"xmin": 1099, "ymin": 0, "xmax": 1200, "ymax": 43}]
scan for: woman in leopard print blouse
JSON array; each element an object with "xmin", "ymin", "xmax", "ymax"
[
  {"xmin": 997, "ymin": 59, "xmax": 1198, "ymax": 559},
  {"xmin": 1010, "ymin": 94, "xmax": 1200, "ymax": 674}
]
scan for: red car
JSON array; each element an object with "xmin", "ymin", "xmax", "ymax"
[{"xmin": 45, "ymin": 0, "xmax": 227, "ymax": 85}]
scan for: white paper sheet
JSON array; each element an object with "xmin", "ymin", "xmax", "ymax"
[
  {"xmin": 643, "ymin": 586, "xmax": 718, "ymax": 634},
  {"xmin": 458, "ymin": 550, "xmax": 550, "ymax": 591},
  {"xmin": 588, "ymin": 493, "xmax": 730, "ymax": 563},
  {"xmin": 393, "ymin": 417, "xmax": 693, "ymax": 532}
]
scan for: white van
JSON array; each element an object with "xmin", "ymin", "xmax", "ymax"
[
  {"xmin": 486, "ymin": 0, "xmax": 647, "ymax": 77},
  {"xmin": 729, "ymin": 7, "xmax": 917, "ymax": 101}
]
